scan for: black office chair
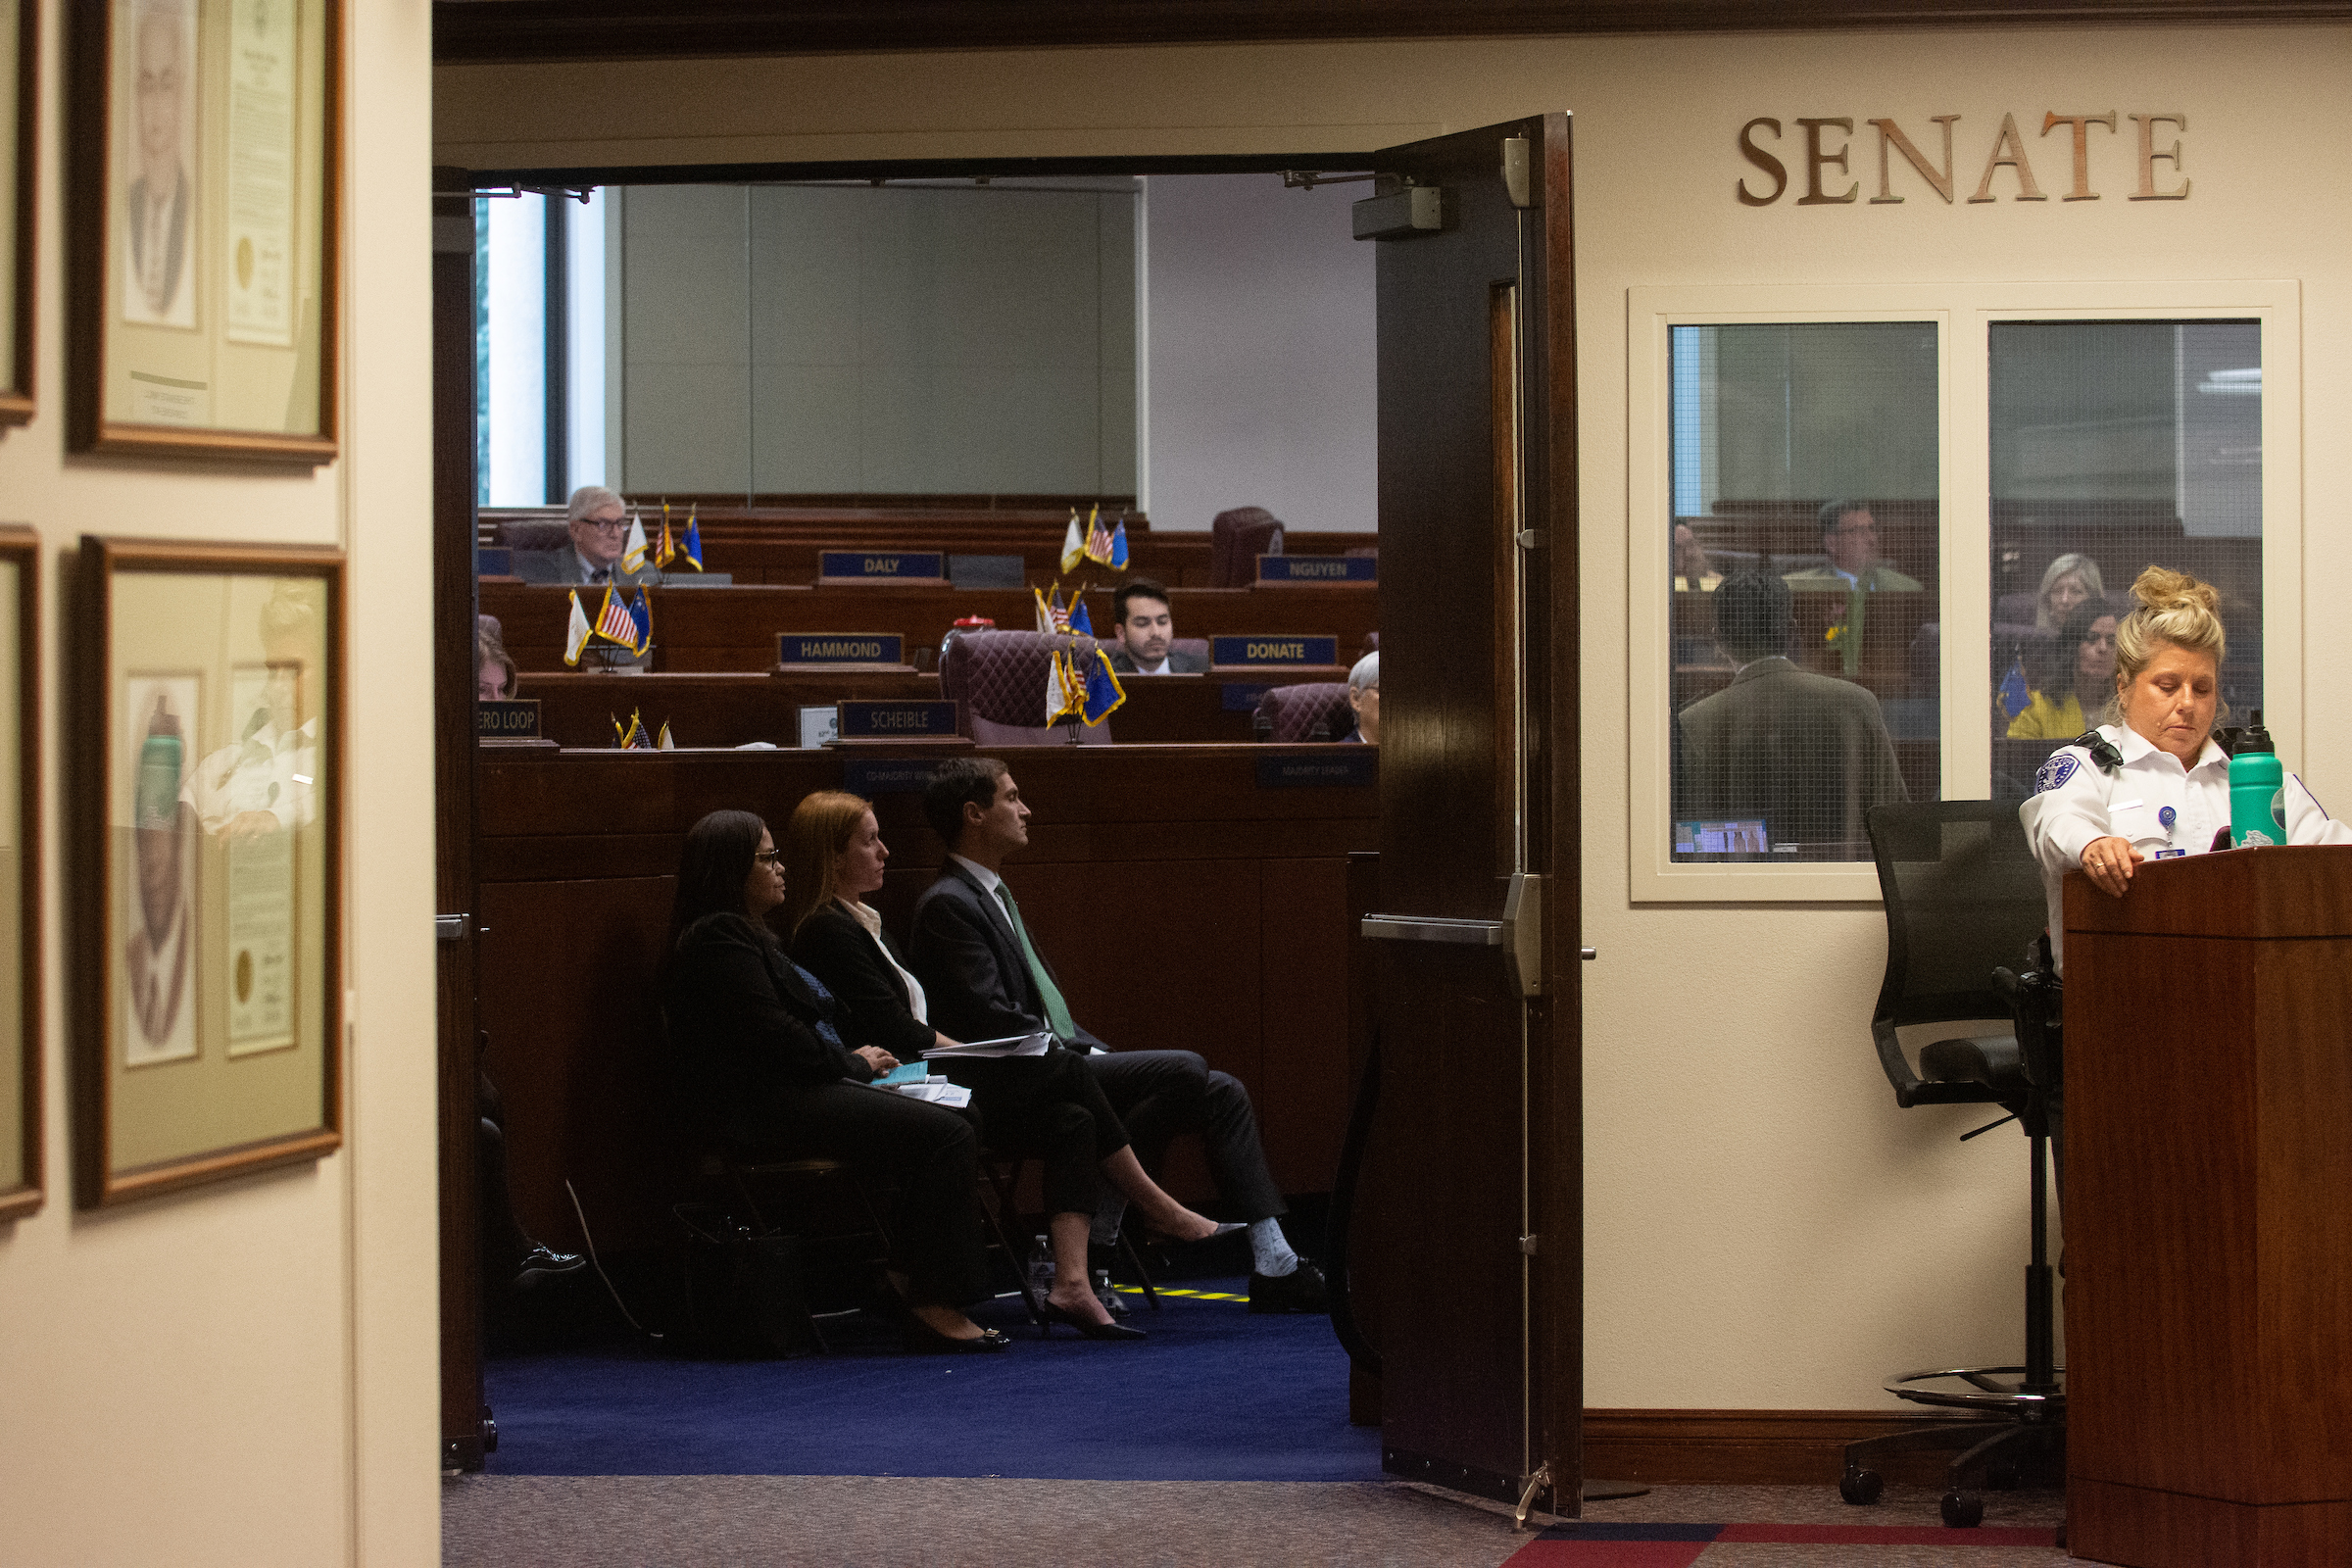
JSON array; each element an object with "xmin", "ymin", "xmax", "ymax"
[{"xmin": 1841, "ymin": 800, "xmax": 2065, "ymax": 1530}]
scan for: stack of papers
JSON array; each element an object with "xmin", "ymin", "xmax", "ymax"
[{"xmin": 920, "ymin": 1033, "xmax": 1052, "ymax": 1060}]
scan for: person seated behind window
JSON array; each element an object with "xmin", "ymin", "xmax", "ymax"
[
  {"xmin": 2008, "ymin": 595, "xmax": 2117, "ymax": 740},
  {"xmin": 1104, "ymin": 578, "xmax": 1208, "ymax": 675},
  {"xmin": 476, "ymin": 620, "xmax": 516, "ymax": 702},
  {"xmin": 1672, "ymin": 523, "xmax": 1721, "ymax": 592},
  {"xmin": 907, "ymin": 759, "xmax": 1328, "ymax": 1313},
  {"xmin": 1676, "ymin": 571, "xmax": 1907, "ymax": 850},
  {"xmin": 1342, "ymin": 652, "xmax": 1379, "ymax": 744},
  {"xmin": 662, "ymin": 808, "xmax": 1007, "ymax": 1354},
  {"xmin": 1782, "ymin": 500, "xmax": 1924, "ymax": 593},
  {"xmin": 2031, "ymin": 552, "xmax": 2104, "ymax": 631},
  {"xmin": 784, "ymin": 791, "xmax": 1244, "ymax": 1338}
]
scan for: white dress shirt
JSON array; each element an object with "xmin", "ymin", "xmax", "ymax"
[
  {"xmin": 840, "ymin": 897, "xmax": 928, "ymax": 1023},
  {"xmin": 2020, "ymin": 722, "xmax": 2351, "ymax": 972}
]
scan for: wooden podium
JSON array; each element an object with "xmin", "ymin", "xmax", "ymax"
[{"xmin": 2064, "ymin": 847, "xmax": 2352, "ymax": 1564}]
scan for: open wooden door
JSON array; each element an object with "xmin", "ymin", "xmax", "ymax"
[{"xmin": 1359, "ymin": 114, "xmax": 1581, "ymax": 1518}]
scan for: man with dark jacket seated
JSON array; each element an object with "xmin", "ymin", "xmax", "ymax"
[{"xmin": 906, "ymin": 758, "xmax": 1327, "ymax": 1312}]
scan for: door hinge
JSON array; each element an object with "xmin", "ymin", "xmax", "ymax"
[
  {"xmin": 1502, "ymin": 136, "xmax": 1533, "ymax": 209},
  {"xmin": 1518, "ymin": 1233, "xmax": 1540, "ymax": 1255},
  {"xmin": 1516, "ymin": 529, "xmax": 1544, "ymax": 551},
  {"xmin": 1502, "ymin": 872, "xmax": 1544, "ymax": 1000},
  {"xmin": 435, "ymin": 913, "xmax": 470, "ymax": 944}
]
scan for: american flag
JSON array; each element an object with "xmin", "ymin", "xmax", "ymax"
[{"xmin": 595, "ymin": 586, "xmax": 639, "ymax": 646}]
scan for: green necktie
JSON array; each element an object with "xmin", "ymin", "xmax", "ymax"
[{"xmin": 994, "ymin": 883, "xmax": 1078, "ymax": 1044}]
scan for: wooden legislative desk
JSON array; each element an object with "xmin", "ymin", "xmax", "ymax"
[
  {"xmin": 474, "ymin": 743, "xmax": 1379, "ymax": 1254},
  {"xmin": 511, "ymin": 670, "xmax": 1344, "ymax": 749},
  {"xmin": 479, "ymin": 506, "xmax": 1378, "ymax": 589},
  {"xmin": 480, "ymin": 581, "xmax": 1380, "ymax": 674},
  {"xmin": 2063, "ymin": 848, "xmax": 2352, "ymax": 1566}
]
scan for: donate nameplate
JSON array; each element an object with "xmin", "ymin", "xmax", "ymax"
[
  {"xmin": 776, "ymin": 632, "xmax": 906, "ymax": 666},
  {"xmin": 1257, "ymin": 555, "xmax": 1375, "ymax": 584},
  {"xmin": 1212, "ymin": 635, "xmax": 1338, "ymax": 667},
  {"xmin": 1255, "ymin": 751, "xmax": 1376, "ymax": 790},
  {"xmin": 837, "ymin": 700, "xmax": 960, "ymax": 741},
  {"xmin": 476, "ymin": 699, "xmax": 541, "ymax": 739},
  {"xmin": 819, "ymin": 551, "xmax": 945, "ymax": 581}
]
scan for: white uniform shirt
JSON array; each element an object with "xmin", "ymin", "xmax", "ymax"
[{"xmin": 2020, "ymin": 721, "xmax": 2351, "ymax": 972}]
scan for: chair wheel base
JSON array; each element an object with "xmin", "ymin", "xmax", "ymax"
[
  {"xmin": 1838, "ymin": 1466, "xmax": 1884, "ymax": 1505},
  {"xmin": 1941, "ymin": 1490, "xmax": 1985, "ymax": 1529}
]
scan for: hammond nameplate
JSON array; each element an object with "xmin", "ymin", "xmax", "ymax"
[
  {"xmin": 1257, "ymin": 555, "xmax": 1375, "ymax": 584},
  {"xmin": 836, "ymin": 700, "xmax": 961, "ymax": 741},
  {"xmin": 1212, "ymin": 635, "xmax": 1339, "ymax": 668},
  {"xmin": 819, "ymin": 551, "xmax": 946, "ymax": 582},
  {"xmin": 776, "ymin": 632, "xmax": 907, "ymax": 666}
]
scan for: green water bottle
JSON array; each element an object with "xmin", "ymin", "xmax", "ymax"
[{"xmin": 2230, "ymin": 709, "xmax": 2283, "ymax": 848}]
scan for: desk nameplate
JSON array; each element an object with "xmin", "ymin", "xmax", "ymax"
[
  {"xmin": 1258, "ymin": 555, "xmax": 1375, "ymax": 584},
  {"xmin": 774, "ymin": 632, "xmax": 908, "ymax": 669},
  {"xmin": 477, "ymin": 698, "xmax": 543, "ymax": 741},
  {"xmin": 818, "ymin": 551, "xmax": 947, "ymax": 586},
  {"xmin": 836, "ymin": 699, "xmax": 963, "ymax": 743},
  {"xmin": 1255, "ymin": 750, "xmax": 1376, "ymax": 790},
  {"xmin": 1212, "ymin": 635, "xmax": 1339, "ymax": 668}
]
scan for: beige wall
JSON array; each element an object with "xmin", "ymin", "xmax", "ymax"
[
  {"xmin": 1, "ymin": 3, "xmax": 439, "ymax": 1563},
  {"xmin": 439, "ymin": 23, "xmax": 2352, "ymax": 1411}
]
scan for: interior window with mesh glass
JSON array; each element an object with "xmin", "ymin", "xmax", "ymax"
[
  {"xmin": 1668, "ymin": 322, "xmax": 1941, "ymax": 862},
  {"xmin": 1987, "ymin": 321, "xmax": 2260, "ymax": 796}
]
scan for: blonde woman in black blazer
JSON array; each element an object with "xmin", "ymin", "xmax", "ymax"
[{"xmin": 784, "ymin": 791, "xmax": 1234, "ymax": 1341}]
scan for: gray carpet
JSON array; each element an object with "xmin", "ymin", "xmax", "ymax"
[{"xmin": 443, "ymin": 1477, "xmax": 2071, "ymax": 1567}]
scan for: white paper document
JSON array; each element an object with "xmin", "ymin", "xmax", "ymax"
[{"xmin": 920, "ymin": 1032, "xmax": 1052, "ymax": 1060}]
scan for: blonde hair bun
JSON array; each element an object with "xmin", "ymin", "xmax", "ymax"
[{"xmin": 2130, "ymin": 564, "xmax": 2221, "ymax": 617}]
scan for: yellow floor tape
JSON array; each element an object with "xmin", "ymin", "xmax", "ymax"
[{"xmin": 1111, "ymin": 1286, "xmax": 1250, "ymax": 1303}]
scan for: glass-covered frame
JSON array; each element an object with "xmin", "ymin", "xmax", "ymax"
[
  {"xmin": 73, "ymin": 537, "xmax": 345, "ymax": 1206},
  {"xmin": 0, "ymin": 526, "xmax": 38, "ymax": 1219},
  {"xmin": 1629, "ymin": 281, "xmax": 2303, "ymax": 903}
]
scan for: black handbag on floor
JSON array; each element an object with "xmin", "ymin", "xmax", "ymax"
[{"xmin": 673, "ymin": 1203, "xmax": 827, "ymax": 1357}]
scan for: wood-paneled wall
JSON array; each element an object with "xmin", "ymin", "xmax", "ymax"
[{"xmin": 476, "ymin": 744, "xmax": 1377, "ymax": 1252}]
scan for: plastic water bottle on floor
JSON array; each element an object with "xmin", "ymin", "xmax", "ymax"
[{"xmin": 1027, "ymin": 1236, "xmax": 1054, "ymax": 1298}]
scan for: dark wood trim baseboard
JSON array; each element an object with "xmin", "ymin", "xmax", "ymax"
[
  {"xmin": 1584, "ymin": 1408, "xmax": 1998, "ymax": 1486},
  {"xmin": 433, "ymin": 1, "xmax": 2352, "ymax": 66}
]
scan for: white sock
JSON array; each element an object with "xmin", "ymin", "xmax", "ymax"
[
  {"xmin": 1092, "ymin": 1194, "xmax": 1127, "ymax": 1249},
  {"xmin": 1249, "ymin": 1218, "xmax": 1298, "ymax": 1277}
]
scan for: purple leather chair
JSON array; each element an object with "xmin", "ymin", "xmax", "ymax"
[
  {"xmin": 1253, "ymin": 682, "xmax": 1355, "ymax": 743},
  {"xmin": 939, "ymin": 630, "xmax": 1114, "ymax": 746},
  {"xmin": 1209, "ymin": 507, "xmax": 1285, "ymax": 588}
]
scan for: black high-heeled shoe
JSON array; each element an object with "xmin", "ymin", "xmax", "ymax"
[
  {"xmin": 1136, "ymin": 1219, "xmax": 1246, "ymax": 1249},
  {"xmin": 903, "ymin": 1317, "xmax": 1010, "ymax": 1355},
  {"xmin": 1040, "ymin": 1299, "xmax": 1147, "ymax": 1341}
]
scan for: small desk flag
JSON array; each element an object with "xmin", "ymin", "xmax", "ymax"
[
  {"xmin": 680, "ymin": 506, "xmax": 703, "ymax": 570},
  {"xmin": 564, "ymin": 590, "xmax": 593, "ymax": 666},
  {"xmin": 1060, "ymin": 514, "xmax": 1085, "ymax": 574},
  {"xmin": 1067, "ymin": 597, "xmax": 1094, "ymax": 638},
  {"xmin": 629, "ymin": 585, "xmax": 653, "ymax": 655},
  {"xmin": 1999, "ymin": 658, "xmax": 2033, "ymax": 721},
  {"xmin": 594, "ymin": 585, "xmax": 639, "ymax": 647},
  {"xmin": 1083, "ymin": 505, "xmax": 1114, "ymax": 566},
  {"xmin": 620, "ymin": 513, "xmax": 650, "ymax": 574},
  {"xmin": 655, "ymin": 504, "xmax": 676, "ymax": 568},
  {"xmin": 1109, "ymin": 520, "xmax": 1129, "ymax": 570},
  {"xmin": 1078, "ymin": 646, "xmax": 1125, "ymax": 726}
]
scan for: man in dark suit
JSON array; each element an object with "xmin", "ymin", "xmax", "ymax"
[
  {"xmin": 907, "ymin": 758, "xmax": 1326, "ymax": 1311},
  {"xmin": 1675, "ymin": 570, "xmax": 1907, "ymax": 852},
  {"xmin": 124, "ymin": 2, "xmax": 194, "ymax": 326},
  {"xmin": 513, "ymin": 485, "xmax": 660, "ymax": 668},
  {"xmin": 1103, "ymin": 578, "xmax": 1209, "ymax": 675}
]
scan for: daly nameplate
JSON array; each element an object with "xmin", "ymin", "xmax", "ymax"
[
  {"xmin": 1212, "ymin": 635, "xmax": 1338, "ymax": 667},
  {"xmin": 820, "ymin": 551, "xmax": 945, "ymax": 581},
  {"xmin": 837, "ymin": 700, "xmax": 961, "ymax": 741},
  {"xmin": 476, "ymin": 699, "xmax": 542, "ymax": 739},
  {"xmin": 776, "ymin": 632, "xmax": 906, "ymax": 665},
  {"xmin": 1257, "ymin": 555, "xmax": 1375, "ymax": 584}
]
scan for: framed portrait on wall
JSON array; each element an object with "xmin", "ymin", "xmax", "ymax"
[
  {"xmin": 66, "ymin": 0, "xmax": 340, "ymax": 464},
  {"xmin": 0, "ymin": 527, "xmax": 39, "ymax": 1219},
  {"xmin": 1, "ymin": 0, "xmax": 36, "ymax": 430},
  {"xmin": 74, "ymin": 537, "xmax": 343, "ymax": 1207}
]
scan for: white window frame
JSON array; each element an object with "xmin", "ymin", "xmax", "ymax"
[{"xmin": 1628, "ymin": 280, "xmax": 2302, "ymax": 904}]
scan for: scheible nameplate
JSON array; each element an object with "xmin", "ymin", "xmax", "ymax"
[
  {"xmin": 1212, "ymin": 635, "xmax": 1339, "ymax": 667},
  {"xmin": 1258, "ymin": 555, "xmax": 1375, "ymax": 584},
  {"xmin": 836, "ymin": 700, "xmax": 961, "ymax": 741},
  {"xmin": 819, "ymin": 551, "xmax": 945, "ymax": 581},
  {"xmin": 776, "ymin": 632, "xmax": 906, "ymax": 666},
  {"xmin": 477, "ymin": 698, "xmax": 542, "ymax": 739}
]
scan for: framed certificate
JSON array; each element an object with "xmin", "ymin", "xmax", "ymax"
[
  {"xmin": 73, "ymin": 537, "xmax": 343, "ymax": 1206},
  {"xmin": 0, "ymin": 527, "xmax": 38, "ymax": 1219},
  {"xmin": 0, "ymin": 0, "xmax": 35, "ymax": 430},
  {"xmin": 66, "ymin": 0, "xmax": 339, "ymax": 463}
]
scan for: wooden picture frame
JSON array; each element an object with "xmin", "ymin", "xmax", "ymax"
[
  {"xmin": 66, "ymin": 0, "xmax": 340, "ymax": 464},
  {"xmin": 73, "ymin": 537, "xmax": 343, "ymax": 1206},
  {"xmin": 0, "ymin": 527, "xmax": 39, "ymax": 1219},
  {"xmin": 0, "ymin": 0, "xmax": 36, "ymax": 429}
]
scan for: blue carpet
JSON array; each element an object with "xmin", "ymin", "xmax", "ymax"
[{"xmin": 484, "ymin": 1278, "xmax": 1383, "ymax": 1482}]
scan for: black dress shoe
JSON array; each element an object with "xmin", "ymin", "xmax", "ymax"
[
  {"xmin": 904, "ymin": 1319, "xmax": 1011, "ymax": 1355},
  {"xmin": 1248, "ymin": 1260, "xmax": 1329, "ymax": 1314},
  {"xmin": 511, "ymin": 1245, "xmax": 586, "ymax": 1289},
  {"xmin": 1040, "ymin": 1300, "xmax": 1147, "ymax": 1341}
]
